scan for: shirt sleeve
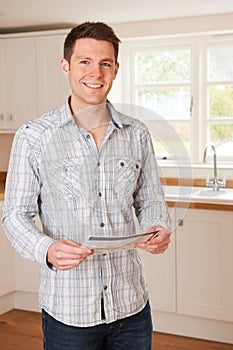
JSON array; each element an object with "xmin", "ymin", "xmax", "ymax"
[
  {"xmin": 2, "ymin": 126, "xmax": 55, "ymax": 265},
  {"xmin": 133, "ymin": 132, "xmax": 171, "ymax": 232}
]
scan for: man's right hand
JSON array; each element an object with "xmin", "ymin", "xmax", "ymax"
[{"xmin": 47, "ymin": 240, "xmax": 94, "ymax": 270}]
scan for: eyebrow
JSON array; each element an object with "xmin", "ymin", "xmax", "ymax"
[{"xmin": 77, "ymin": 56, "xmax": 115, "ymax": 63}]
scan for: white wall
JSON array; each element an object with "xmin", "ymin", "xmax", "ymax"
[{"xmin": 113, "ymin": 13, "xmax": 233, "ymax": 39}]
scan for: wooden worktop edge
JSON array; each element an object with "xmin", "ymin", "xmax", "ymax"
[
  {"xmin": 161, "ymin": 177, "xmax": 233, "ymax": 188},
  {"xmin": 166, "ymin": 200, "xmax": 233, "ymax": 211},
  {"xmin": 1, "ymin": 176, "xmax": 232, "ymax": 210}
]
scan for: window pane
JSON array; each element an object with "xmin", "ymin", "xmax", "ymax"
[
  {"xmin": 149, "ymin": 121, "xmax": 190, "ymax": 158},
  {"xmin": 136, "ymin": 49, "xmax": 190, "ymax": 83},
  {"xmin": 209, "ymin": 85, "xmax": 233, "ymax": 118},
  {"xmin": 151, "ymin": 137, "xmax": 170, "ymax": 159},
  {"xmin": 169, "ymin": 122, "xmax": 191, "ymax": 154},
  {"xmin": 208, "ymin": 46, "xmax": 233, "ymax": 82},
  {"xmin": 136, "ymin": 87, "xmax": 190, "ymax": 120},
  {"xmin": 215, "ymin": 141, "xmax": 233, "ymax": 158},
  {"xmin": 209, "ymin": 124, "xmax": 233, "ymax": 157}
]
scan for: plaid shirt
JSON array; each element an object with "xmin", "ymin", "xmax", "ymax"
[{"xmin": 2, "ymin": 100, "xmax": 170, "ymax": 327}]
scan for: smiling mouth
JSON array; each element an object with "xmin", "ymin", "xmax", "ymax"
[{"xmin": 83, "ymin": 83, "xmax": 103, "ymax": 89}]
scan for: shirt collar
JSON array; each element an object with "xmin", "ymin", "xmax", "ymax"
[
  {"xmin": 58, "ymin": 97, "xmax": 130, "ymax": 129},
  {"xmin": 107, "ymin": 101, "xmax": 131, "ymax": 129},
  {"xmin": 58, "ymin": 97, "xmax": 74, "ymax": 127}
]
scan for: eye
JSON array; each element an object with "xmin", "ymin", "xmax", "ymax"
[
  {"xmin": 80, "ymin": 60, "xmax": 89, "ymax": 65},
  {"xmin": 101, "ymin": 62, "xmax": 111, "ymax": 68}
]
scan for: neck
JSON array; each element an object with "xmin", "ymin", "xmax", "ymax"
[{"xmin": 71, "ymin": 102, "xmax": 110, "ymax": 133}]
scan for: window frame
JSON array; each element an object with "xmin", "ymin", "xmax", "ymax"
[{"xmin": 121, "ymin": 34, "xmax": 233, "ymax": 165}]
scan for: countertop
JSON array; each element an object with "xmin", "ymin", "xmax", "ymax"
[
  {"xmin": 164, "ymin": 185, "xmax": 233, "ymax": 211},
  {"xmin": 1, "ymin": 183, "xmax": 233, "ymax": 210}
]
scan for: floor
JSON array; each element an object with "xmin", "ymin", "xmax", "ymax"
[{"xmin": 0, "ymin": 309, "xmax": 232, "ymax": 350}]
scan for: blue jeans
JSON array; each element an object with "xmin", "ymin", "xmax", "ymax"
[{"xmin": 42, "ymin": 301, "xmax": 152, "ymax": 350}]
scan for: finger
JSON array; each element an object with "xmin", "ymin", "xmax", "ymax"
[
  {"xmin": 136, "ymin": 240, "xmax": 170, "ymax": 253},
  {"xmin": 148, "ymin": 234, "xmax": 171, "ymax": 246},
  {"xmin": 54, "ymin": 257, "xmax": 86, "ymax": 269},
  {"xmin": 47, "ymin": 240, "xmax": 93, "ymax": 270},
  {"xmin": 53, "ymin": 240, "xmax": 93, "ymax": 256}
]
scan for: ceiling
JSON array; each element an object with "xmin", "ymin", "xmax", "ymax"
[{"xmin": 1, "ymin": 0, "xmax": 233, "ymax": 34}]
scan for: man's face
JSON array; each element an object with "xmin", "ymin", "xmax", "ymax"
[{"xmin": 62, "ymin": 38, "xmax": 119, "ymax": 112}]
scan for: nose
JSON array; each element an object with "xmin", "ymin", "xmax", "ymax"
[{"xmin": 89, "ymin": 63, "xmax": 103, "ymax": 78}]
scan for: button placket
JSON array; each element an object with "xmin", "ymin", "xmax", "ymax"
[{"xmin": 96, "ymin": 158, "xmax": 104, "ymax": 225}]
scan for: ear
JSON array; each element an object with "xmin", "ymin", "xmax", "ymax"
[
  {"xmin": 61, "ymin": 58, "xmax": 70, "ymax": 77},
  {"xmin": 113, "ymin": 62, "xmax": 119, "ymax": 80}
]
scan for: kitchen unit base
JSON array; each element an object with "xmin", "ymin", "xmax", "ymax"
[{"xmin": 152, "ymin": 310, "xmax": 233, "ymax": 345}]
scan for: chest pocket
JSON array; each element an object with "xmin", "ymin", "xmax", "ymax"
[
  {"xmin": 113, "ymin": 158, "xmax": 141, "ymax": 201},
  {"xmin": 47, "ymin": 158, "xmax": 83, "ymax": 201}
]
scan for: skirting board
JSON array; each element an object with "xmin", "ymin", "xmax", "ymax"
[
  {"xmin": 0, "ymin": 292, "xmax": 15, "ymax": 315},
  {"xmin": 152, "ymin": 310, "xmax": 233, "ymax": 345},
  {"xmin": 14, "ymin": 291, "xmax": 40, "ymax": 313},
  {"xmin": 0, "ymin": 291, "xmax": 40, "ymax": 315}
]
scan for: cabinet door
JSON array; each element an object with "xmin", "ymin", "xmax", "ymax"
[
  {"xmin": 2, "ymin": 37, "xmax": 37, "ymax": 131},
  {"xmin": 36, "ymin": 34, "xmax": 70, "ymax": 115},
  {"xmin": 0, "ymin": 40, "xmax": 7, "ymax": 131},
  {"xmin": 14, "ymin": 215, "xmax": 41, "ymax": 293},
  {"xmin": 176, "ymin": 208, "xmax": 233, "ymax": 322},
  {"xmin": 140, "ymin": 208, "xmax": 176, "ymax": 313},
  {"xmin": 0, "ymin": 206, "xmax": 15, "ymax": 296}
]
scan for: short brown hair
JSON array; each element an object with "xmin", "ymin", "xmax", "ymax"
[{"xmin": 64, "ymin": 22, "xmax": 121, "ymax": 63}]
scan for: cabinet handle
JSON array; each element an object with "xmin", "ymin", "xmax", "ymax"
[
  {"xmin": 0, "ymin": 114, "xmax": 4, "ymax": 121},
  {"xmin": 178, "ymin": 219, "xmax": 184, "ymax": 226},
  {"xmin": 6, "ymin": 113, "xmax": 13, "ymax": 121}
]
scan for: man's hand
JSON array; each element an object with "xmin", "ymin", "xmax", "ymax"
[
  {"xmin": 47, "ymin": 240, "xmax": 94, "ymax": 270},
  {"xmin": 135, "ymin": 226, "xmax": 171, "ymax": 254}
]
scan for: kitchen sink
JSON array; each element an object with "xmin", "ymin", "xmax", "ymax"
[
  {"xmin": 192, "ymin": 189, "xmax": 227, "ymax": 197},
  {"xmin": 163, "ymin": 185, "xmax": 233, "ymax": 203}
]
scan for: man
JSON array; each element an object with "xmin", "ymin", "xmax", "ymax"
[{"xmin": 3, "ymin": 22, "xmax": 171, "ymax": 350}]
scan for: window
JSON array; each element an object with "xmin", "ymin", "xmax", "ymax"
[
  {"xmin": 206, "ymin": 44, "xmax": 233, "ymax": 160},
  {"xmin": 122, "ymin": 35, "xmax": 233, "ymax": 164}
]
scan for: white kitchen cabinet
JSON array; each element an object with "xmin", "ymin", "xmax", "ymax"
[
  {"xmin": 176, "ymin": 208, "xmax": 233, "ymax": 322},
  {"xmin": 36, "ymin": 34, "xmax": 70, "ymax": 115},
  {"xmin": 0, "ymin": 207, "xmax": 41, "ymax": 313},
  {"xmin": 1, "ymin": 37, "xmax": 37, "ymax": 131},
  {"xmin": 141, "ymin": 206, "xmax": 233, "ymax": 342},
  {"xmin": 0, "ymin": 205, "xmax": 15, "ymax": 297},
  {"xmin": 0, "ymin": 31, "xmax": 70, "ymax": 133},
  {"xmin": 140, "ymin": 208, "xmax": 176, "ymax": 313},
  {"xmin": 14, "ymin": 215, "xmax": 41, "ymax": 294},
  {"xmin": 0, "ymin": 41, "xmax": 7, "ymax": 130}
]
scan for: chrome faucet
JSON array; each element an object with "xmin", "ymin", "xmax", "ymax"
[{"xmin": 203, "ymin": 144, "xmax": 225, "ymax": 191}]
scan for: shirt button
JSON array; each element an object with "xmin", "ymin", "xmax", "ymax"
[
  {"xmin": 97, "ymin": 161, "xmax": 101, "ymax": 166},
  {"xmin": 100, "ymin": 223, "xmax": 105, "ymax": 227},
  {"xmin": 120, "ymin": 161, "xmax": 125, "ymax": 167},
  {"xmin": 99, "ymin": 192, "xmax": 102, "ymax": 197},
  {"xmin": 104, "ymin": 285, "xmax": 108, "ymax": 290},
  {"xmin": 86, "ymin": 134, "xmax": 91, "ymax": 139}
]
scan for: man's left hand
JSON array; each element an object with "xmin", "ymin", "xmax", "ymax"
[{"xmin": 135, "ymin": 226, "xmax": 171, "ymax": 254}]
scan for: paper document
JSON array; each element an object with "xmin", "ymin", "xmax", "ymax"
[{"xmin": 82, "ymin": 230, "xmax": 159, "ymax": 255}]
